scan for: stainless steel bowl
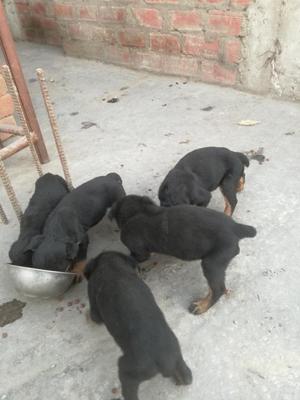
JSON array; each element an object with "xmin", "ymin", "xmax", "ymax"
[{"xmin": 6, "ymin": 264, "xmax": 77, "ymax": 299}]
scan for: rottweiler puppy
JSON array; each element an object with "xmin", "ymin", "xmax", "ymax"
[
  {"xmin": 9, "ymin": 173, "xmax": 69, "ymax": 266},
  {"xmin": 158, "ymin": 146, "xmax": 249, "ymax": 215},
  {"xmin": 26, "ymin": 173, "xmax": 125, "ymax": 273},
  {"xmin": 110, "ymin": 195, "xmax": 256, "ymax": 315},
  {"xmin": 85, "ymin": 251, "xmax": 192, "ymax": 400}
]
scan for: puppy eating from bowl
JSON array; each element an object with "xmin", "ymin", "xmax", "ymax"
[
  {"xmin": 26, "ymin": 173, "xmax": 125, "ymax": 277},
  {"xmin": 9, "ymin": 173, "xmax": 69, "ymax": 267}
]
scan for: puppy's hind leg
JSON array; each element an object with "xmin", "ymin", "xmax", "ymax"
[
  {"xmin": 190, "ymin": 244, "xmax": 239, "ymax": 315},
  {"xmin": 236, "ymin": 174, "xmax": 245, "ymax": 193},
  {"xmin": 220, "ymin": 177, "xmax": 238, "ymax": 216},
  {"xmin": 172, "ymin": 356, "xmax": 192, "ymax": 386},
  {"xmin": 118, "ymin": 356, "xmax": 140, "ymax": 400}
]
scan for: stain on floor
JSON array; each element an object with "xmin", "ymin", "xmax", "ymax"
[
  {"xmin": 0, "ymin": 299, "xmax": 26, "ymax": 327},
  {"xmin": 244, "ymin": 147, "xmax": 266, "ymax": 164}
]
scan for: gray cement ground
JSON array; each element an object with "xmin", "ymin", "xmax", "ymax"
[{"xmin": 0, "ymin": 42, "xmax": 300, "ymax": 400}]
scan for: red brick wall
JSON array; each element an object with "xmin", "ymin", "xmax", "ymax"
[{"xmin": 14, "ymin": 0, "xmax": 253, "ymax": 87}]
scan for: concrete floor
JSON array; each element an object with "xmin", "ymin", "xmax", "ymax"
[{"xmin": 0, "ymin": 42, "xmax": 300, "ymax": 400}]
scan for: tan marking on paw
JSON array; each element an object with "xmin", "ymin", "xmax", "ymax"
[
  {"xmin": 223, "ymin": 197, "xmax": 232, "ymax": 216},
  {"xmin": 70, "ymin": 260, "xmax": 86, "ymax": 283},
  {"xmin": 236, "ymin": 176, "xmax": 245, "ymax": 192},
  {"xmin": 191, "ymin": 289, "xmax": 213, "ymax": 315}
]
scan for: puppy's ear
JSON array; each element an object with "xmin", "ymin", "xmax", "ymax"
[
  {"xmin": 108, "ymin": 201, "xmax": 119, "ymax": 221},
  {"xmin": 59, "ymin": 209, "xmax": 85, "ymax": 243},
  {"xmin": 25, "ymin": 234, "xmax": 44, "ymax": 252},
  {"xmin": 66, "ymin": 242, "xmax": 79, "ymax": 259},
  {"xmin": 84, "ymin": 259, "xmax": 97, "ymax": 280}
]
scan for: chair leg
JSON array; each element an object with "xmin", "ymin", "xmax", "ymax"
[
  {"xmin": 0, "ymin": 158, "xmax": 22, "ymax": 222},
  {"xmin": 0, "ymin": 202, "xmax": 8, "ymax": 224}
]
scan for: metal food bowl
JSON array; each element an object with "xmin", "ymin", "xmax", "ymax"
[{"xmin": 6, "ymin": 264, "xmax": 77, "ymax": 299}]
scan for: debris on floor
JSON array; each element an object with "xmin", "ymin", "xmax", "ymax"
[
  {"xmin": 238, "ymin": 120, "xmax": 260, "ymax": 126},
  {"xmin": 0, "ymin": 299, "xmax": 26, "ymax": 327},
  {"xmin": 81, "ymin": 121, "xmax": 98, "ymax": 129},
  {"xmin": 244, "ymin": 147, "xmax": 267, "ymax": 164}
]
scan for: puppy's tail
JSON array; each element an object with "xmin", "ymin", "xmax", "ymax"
[
  {"xmin": 235, "ymin": 152, "xmax": 250, "ymax": 167},
  {"xmin": 234, "ymin": 222, "xmax": 257, "ymax": 239}
]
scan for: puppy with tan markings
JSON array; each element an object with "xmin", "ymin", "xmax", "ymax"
[
  {"xmin": 9, "ymin": 173, "xmax": 69, "ymax": 267},
  {"xmin": 159, "ymin": 146, "xmax": 249, "ymax": 215},
  {"xmin": 85, "ymin": 251, "xmax": 192, "ymax": 400},
  {"xmin": 26, "ymin": 173, "xmax": 125, "ymax": 274},
  {"xmin": 110, "ymin": 195, "xmax": 256, "ymax": 315}
]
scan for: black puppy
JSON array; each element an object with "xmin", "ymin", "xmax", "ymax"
[
  {"xmin": 26, "ymin": 173, "xmax": 125, "ymax": 272},
  {"xmin": 158, "ymin": 146, "xmax": 249, "ymax": 215},
  {"xmin": 85, "ymin": 251, "xmax": 192, "ymax": 400},
  {"xmin": 9, "ymin": 173, "xmax": 69, "ymax": 266},
  {"xmin": 110, "ymin": 195, "xmax": 256, "ymax": 315}
]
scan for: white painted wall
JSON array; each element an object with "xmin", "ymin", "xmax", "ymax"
[
  {"xmin": 3, "ymin": 0, "xmax": 24, "ymax": 40},
  {"xmin": 241, "ymin": 0, "xmax": 300, "ymax": 101}
]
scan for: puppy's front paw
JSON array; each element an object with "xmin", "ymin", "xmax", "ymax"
[{"xmin": 189, "ymin": 290, "xmax": 213, "ymax": 315}]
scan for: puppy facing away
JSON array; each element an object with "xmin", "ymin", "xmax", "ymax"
[
  {"xmin": 85, "ymin": 251, "xmax": 192, "ymax": 400},
  {"xmin": 26, "ymin": 173, "xmax": 125, "ymax": 273},
  {"xmin": 9, "ymin": 173, "xmax": 69, "ymax": 266},
  {"xmin": 158, "ymin": 146, "xmax": 250, "ymax": 215},
  {"xmin": 110, "ymin": 195, "xmax": 257, "ymax": 315}
]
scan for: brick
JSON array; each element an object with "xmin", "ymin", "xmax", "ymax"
[
  {"xmin": 162, "ymin": 55, "xmax": 199, "ymax": 77},
  {"xmin": 201, "ymin": 60, "xmax": 237, "ymax": 85},
  {"xmin": 32, "ymin": 2, "xmax": 46, "ymax": 15},
  {"xmin": 208, "ymin": 10, "xmax": 243, "ymax": 36},
  {"xmin": 25, "ymin": 29, "xmax": 39, "ymax": 42},
  {"xmin": 40, "ymin": 17, "xmax": 58, "ymax": 30},
  {"xmin": 203, "ymin": 0, "xmax": 227, "ymax": 5},
  {"xmin": 69, "ymin": 23, "xmax": 94, "ymax": 41},
  {"xmin": 183, "ymin": 35, "xmax": 220, "ymax": 59},
  {"xmin": 118, "ymin": 30, "xmax": 146, "ymax": 48},
  {"xmin": 0, "ymin": 94, "xmax": 14, "ymax": 119},
  {"xmin": 137, "ymin": 52, "xmax": 162, "ymax": 72},
  {"xmin": 170, "ymin": 10, "xmax": 202, "ymax": 31},
  {"xmin": 46, "ymin": 3, "xmax": 55, "ymax": 17},
  {"xmin": 63, "ymin": 40, "xmax": 102, "ymax": 60},
  {"xmin": 92, "ymin": 27, "xmax": 116, "ymax": 45},
  {"xmin": 150, "ymin": 33, "xmax": 180, "ymax": 54},
  {"xmin": 98, "ymin": 7, "xmax": 126, "ymax": 23},
  {"xmin": 224, "ymin": 39, "xmax": 241, "ymax": 64},
  {"xmin": 15, "ymin": 2, "xmax": 30, "ymax": 14},
  {"xmin": 54, "ymin": 3, "xmax": 73, "ymax": 19},
  {"xmin": 79, "ymin": 5, "xmax": 97, "ymax": 21},
  {"xmin": 133, "ymin": 8, "xmax": 163, "ymax": 29},
  {"xmin": 231, "ymin": 0, "xmax": 252, "ymax": 9},
  {"xmin": 0, "ymin": 75, "xmax": 7, "ymax": 97},
  {"xmin": 19, "ymin": 14, "xmax": 33, "ymax": 28},
  {"xmin": 136, "ymin": 52, "xmax": 199, "ymax": 77},
  {"xmin": 46, "ymin": 32, "xmax": 62, "ymax": 46},
  {"xmin": 103, "ymin": 45, "xmax": 132, "ymax": 67},
  {"xmin": 145, "ymin": 0, "xmax": 178, "ymax": 3}
]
